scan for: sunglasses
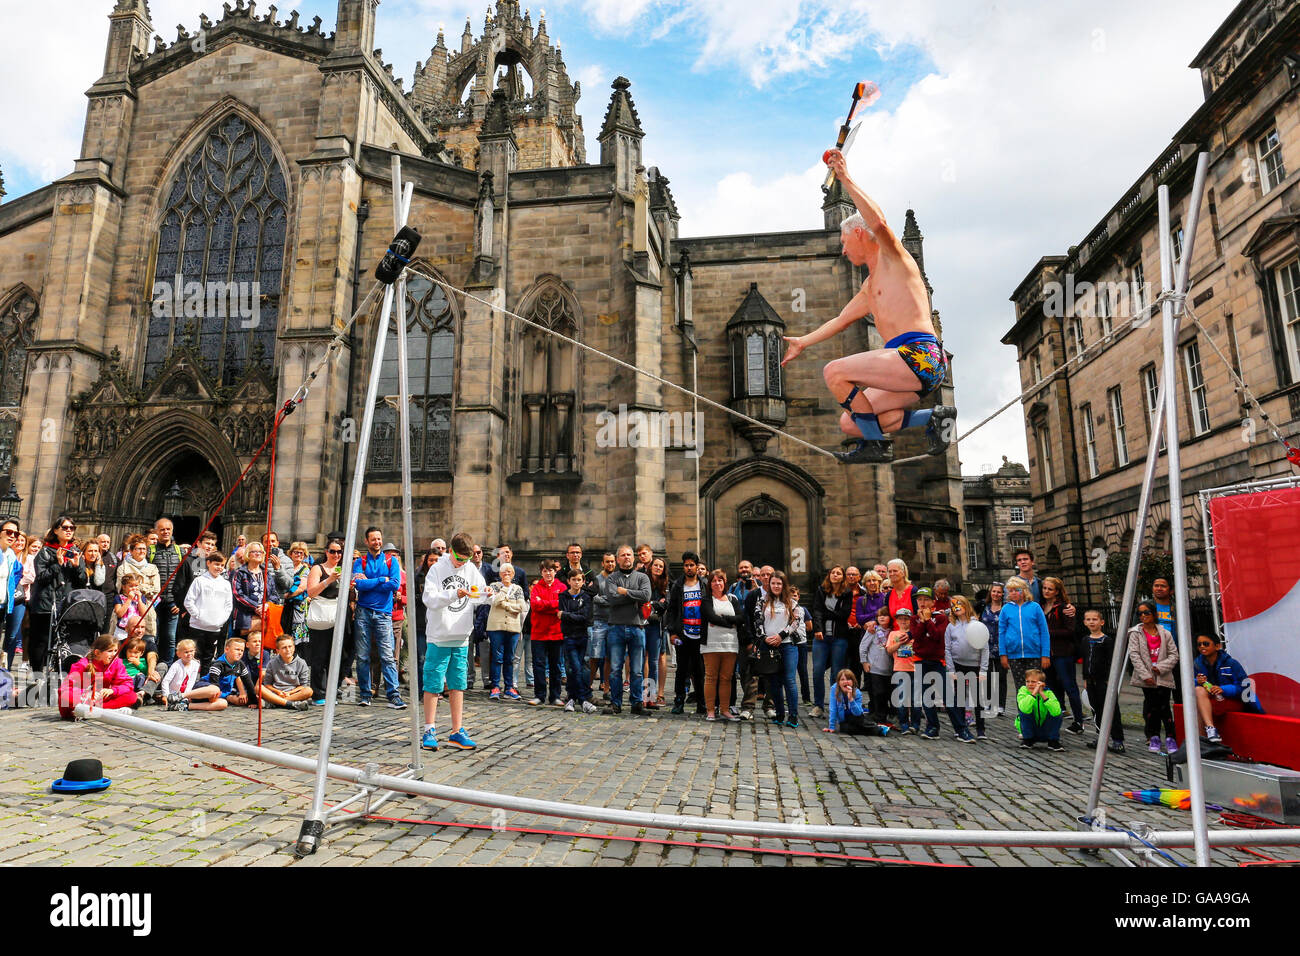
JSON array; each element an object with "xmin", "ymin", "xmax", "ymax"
[
  {"xmin": 327, "ymin": 548, "xmax": 343, "ymax": 555},
  {"xmin": 1139, "ymin": 609, "xmax": 1154, "ymax": 615},
  {"xmin": 60, "ymin": 524, "xmax": 76, "ymax": 531}
]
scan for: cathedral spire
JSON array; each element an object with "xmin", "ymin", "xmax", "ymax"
[
  {"xmin": 599, "ymin": 77, "xmax": 644, "ymax": 191},
  {"xmin": 901, "ymin": 208, "xmax": 932, "ymax": 295},
  {"xmin": 103, "ymin": 0, "xmax": 153, "ymax": 76}
]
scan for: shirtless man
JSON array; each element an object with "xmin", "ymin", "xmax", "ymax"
[{"xmin": 782, "ymin": 148, "xmax": 956, "ymax": 463}]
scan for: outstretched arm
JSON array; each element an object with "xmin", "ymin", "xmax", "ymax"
[{"xmin": 782, "ymin": 285, "xmax": 871, "ymax": 364}]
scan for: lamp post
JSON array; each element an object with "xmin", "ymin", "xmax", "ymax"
[{"xmin": 0, "ymin": 484, "xmax": 21, "ymax": 523}]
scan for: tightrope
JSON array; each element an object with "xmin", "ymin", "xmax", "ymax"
[{"xmin": 405, "ymin": 266, "xmax": 842, "ymax": 461}]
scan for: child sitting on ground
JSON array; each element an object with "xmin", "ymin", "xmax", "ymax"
[
  {"xmin": 824, "ymin": 669, "xmax": 889, "ymax": 736},
  {"xmin": 242, "ymin": 627, "xmax": 273, "ymax": 707},
  {"xmin": 259, "ymin": 634, "xmax": 313, "ymax": 710},
  {"xmin": 58, "ymin": 635, "xmax": 138, "ymax": 719},
  {"xmin": 1016, "ymin": 667, "xmax": 1064, "ymax": 751},
  {"xmin": 160, "ymin": 639, "xmax": 226, "ymax": 711},
  {"xmin": 199, "ymin": 636, "xmax": 251, "ymax": 707}
]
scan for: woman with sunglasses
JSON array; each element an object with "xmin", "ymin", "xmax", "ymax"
[
  {"xmin": 1125, "ymin": 600, "xmax": 1179, "ymax": 753},
  {"xmin": 305, "ymin": 539, "xmax": 347, "ymax": 704},
  {"xmin": 30, "ymin": 516, "xmax": 88, "ymax": 673}
]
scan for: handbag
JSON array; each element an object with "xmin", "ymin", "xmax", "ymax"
[{"xmin": 306, "ymin": 594, "xmax": 338, "ymax": 629}]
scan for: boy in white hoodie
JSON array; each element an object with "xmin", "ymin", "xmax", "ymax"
[
  {"xmin": 421, "ymin": 531, "xmax": 491, "ymax": 751},
  {"xmin": 184, "ymin": 552, "xmax": 234, "ymax": 671}
]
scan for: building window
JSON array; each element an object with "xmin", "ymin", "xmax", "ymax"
[
  {"xmin": 1068, "ymin": 317, "xmax": 1085, "ymax": 359},
  {"xmin": 1081, "ymin": 402, "xmax": 1099, "ymax": 479},
  {"xmin": 1035, "ymin": 425, "xmax": 1054, "ymax": 493},
  {"xmin": 518, "ymin": 281, "xmax": 579, "ymax": 474},
  {"xmin": 1009, "ymin": 506, "xmax": 1026, "ymax": 524},
  {"xmin": 1097, "ymin": 283, "xmax": 1113, "ymax": 336},
  {"xmin": 1257, "ymin": 126, "xmax": 1285, "ymax": 194},
  {"xmin": 1171, "ymin": 223, "xmax": 1184, "ymax": 269},
  {"xmin": 1277, "ymin": 259, "xmax": 1300, "ymax": 381},
  {"xmin": 1109, "ymin": 386, "xmax": 1129, "ymax": 467},
  {"xmin": 146, "ymin": 113, "xmax": 288, "ymax": 387},
  {"xmin": 1183, "ymin": 339, "xmax": 1211, "ymax": 436},
  {"xmin": 1142, "ymin": 363, "xmax": 1165, "ymax": 451},
  {"xmin": 967, "ymin": 538, "xmax": 981, "ymax": 570},
  {"xmin": 1130, "ymin": 260, "xmax": 1146, "ymax": 317},
  {"xmin": 1031, "ymin": 351, "xmax": 1043, "ymax": 384},
  {"xmin": 368, "ymin": 274, "xmax": 456, "ymax": 476},
  {"xmin": 1009, "ymin": 532, "xmax": 1031, "ymax": 553}
]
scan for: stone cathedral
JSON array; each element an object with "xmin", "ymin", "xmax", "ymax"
[{"xmin": 0, "ymin": 0, "xmax": 966, "ymax": 587}]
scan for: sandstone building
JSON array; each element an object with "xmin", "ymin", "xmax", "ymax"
[
  {"xmin": 0, "ymin": 0, "xmax": 964, "ymax": 585},
  {"xmin": 1004, "ymin": 0, "xmax": 1300, "ymax": 604},
  {"xmin": 962, "ymin": 458, "xmax": 1033, "ymax": 585}
]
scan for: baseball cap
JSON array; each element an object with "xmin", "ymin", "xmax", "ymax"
[
  {"xmin": 894, "ymin": 606, "xmax": 913, "ymax": 617},
  {"xmin": 915, "ymin": 587, "xmax": 934, "ymax": 598}
]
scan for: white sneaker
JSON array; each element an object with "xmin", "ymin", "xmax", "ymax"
[
  {"xmin": 564, "ymin": 699, "xmax": 575, "ymax": 712},
  {"xmin": 1206, "ymin": 725, "xmax": 1221, "ymax": 743},
  {"xmin": 582, "ymin": 701, "xmax": 599, "ymax": 714},
  {"xmin": 740, "ymin": 710, "xmax": 753, "ymax": 721},
  {"xmin": 527, "ymin": 697, "xmax": 542, "ymax": 706}
]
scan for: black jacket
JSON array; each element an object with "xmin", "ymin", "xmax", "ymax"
[
  {"xmin": 1044, "ymin": 602, "xmax": 1081, "ymax": 659},
  {"xmin": 558, "ymin": 589, "xmax": 593, "ymax": 639},
  {"xmin": 1081, "ymin": 631, "xmax": 1118, "ymax": 685},
  {"xmin": 33, "ymin": 544, "xmax": 86, "ymax": 615},
  {"xmin": 699, "ymin": 592, "xmax": 742, "ymax": 646},
  {"xmin": 810, "ymin": 587, "xmax": 852, "ymax": 639},
  {"xmin": 662, "ymin": 575, "xmax": 707, "ymax": 639},
  {"xmin": 149, "ymin": 542, "xmax": 185, "ymax": 605},
  {"xmin": 172, "ymin": 550, "xmax": 207, "ymax": 619}
]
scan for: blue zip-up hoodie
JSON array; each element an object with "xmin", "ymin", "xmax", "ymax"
[
  {"xmin": 827, "ymin": 686, "xmax": 867, "ymax": 731},
  {"xmin": 1194, "ymin": 650, "xmax": 1264, "ymax": 713},
  {"xmin": 353, "ymin": 552, "xmax": 400, "ymax": 613},
  {"xmin": 998, "ymin": 600, "xmax": 1049, "ymax": 660}
]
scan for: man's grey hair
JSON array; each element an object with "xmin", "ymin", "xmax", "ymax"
[{"xmin": 840, "ymin": 212, "xmax": 866, "ymax": 233}]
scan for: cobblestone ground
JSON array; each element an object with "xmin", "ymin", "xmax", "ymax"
[{"xmin": 0, "ymin": 678, "xmax": 1255, "ymax": 867}]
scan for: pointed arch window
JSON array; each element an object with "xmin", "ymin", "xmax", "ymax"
[
  {"xmin": 368, "ymin": 274, "xmax": 456, "ymax": 476},
  {"xmin": 145, "ymin": 113, "xmax": 289, "ymax": 387},
  {"xmin": 519, "ymin": 283, "xmax": 578, "ymax": 474},
  {"xmin": 0, "ymin": 292, "xmax": 36, "ymax": 486}
]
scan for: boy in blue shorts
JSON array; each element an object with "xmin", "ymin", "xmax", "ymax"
[{"xmin": 421, "ymin": 531, "xmax": 492, "ymax": 751}]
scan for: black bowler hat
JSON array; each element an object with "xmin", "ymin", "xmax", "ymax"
[
  {"xmin": 325, "ymin": 530, "xmax": 344, "ymax": 543},
  {"xmin": 51, "ymin": 758, "xmax": 111, "ymax": 794}
]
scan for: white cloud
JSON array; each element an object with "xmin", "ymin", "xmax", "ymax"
[{"xmin": 669, "ymin": 0, "xmax": 1239, "ymax": 471}]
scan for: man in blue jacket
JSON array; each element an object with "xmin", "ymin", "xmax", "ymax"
[{"xmin": 352, "ymin": 526, "xmax": 405, "ymax": 708}]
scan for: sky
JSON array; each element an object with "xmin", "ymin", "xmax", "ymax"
[{"xmin": 0, "ymin": 0, "xmax": 1240, "ymax": 473}]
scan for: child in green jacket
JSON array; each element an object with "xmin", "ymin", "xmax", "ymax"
[{"xmin": 1015, "ymin": 668, "xmax": 1064, "ymax": 751}]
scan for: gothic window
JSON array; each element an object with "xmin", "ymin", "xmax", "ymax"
[
  {"xmin": 0, "ymin": 292, "xmax": 36, "ymax": 487},
  {"xmin": 145, "ymin": 113, "xmax": 289, "ymax": 387},
  {"xmin": 368, "ymin": 274, "xmax": 456, "ymax": 476},
  {"xmin": 0, "ymin": 293, "xmax": 35, "ymax": 408},
  {"xmin": 519, "ymin": 282, "xmax": 579, "ymax": 474}
]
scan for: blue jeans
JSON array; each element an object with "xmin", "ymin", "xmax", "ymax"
[
  {"xmin": 1019, "ymin": 707, "xmax": 1064, "ymax": 743},
  {"xmin": 155, "ymin": 603, "xmax": 179, "ymax": 665},
  {"xmin": 354, "ymin": 607, "xmax": 399, "ymax": 700},
  {"xmin": 605, "ymin": 624, "xmax": 644, "ymax": 707},
  {"xmin": 564, "ymin": 636, "xmax": 590, "ymax": 703},
  {"xmin": 489, "ymin": 630, "xmax": 518, "ymax": 690},
  {"xmin": 769, "ymin": 644, "xmax": 801, "ymax": 720},
  {"xmin": 811, "ymin": 636, "xmax": 848, "ymax": 708},
  {"xmin": 919, "ymin": 660, "xmax": 967, "ymax": 735},
  {"xmin": 891, "ymin": 670, "xmax": 916, "ymax": 728},
  {"xmin": 1051, "ymin": 656, "xmax": 1084, "ymax": 723},
  {"xmin": 644, "ymin": 620, "xmax": 662, "ymax": 685},
  {"xmin": 3, "ymin": 603, "xmax": 25, "ymax": 658}
]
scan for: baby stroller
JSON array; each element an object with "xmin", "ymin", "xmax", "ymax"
[{"xmin": 45, "ymin": 588, "xmax": 107, "ymax": 685}]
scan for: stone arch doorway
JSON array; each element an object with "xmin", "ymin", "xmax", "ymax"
[{"xmin": 95, "ymin": 410, "xmax": 243, "ymax": 550}]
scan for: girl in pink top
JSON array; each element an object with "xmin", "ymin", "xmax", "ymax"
[{"xmin": 59, "ymin": 635, "xmax": 138, "ymax": 719}]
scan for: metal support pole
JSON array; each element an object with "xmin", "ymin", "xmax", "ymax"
[
  {"xmin": 1085, "ymin": 153, "xmax": 1210, "ymax": 834},
  {"xmin": 79, "ymin": 705, "xmax": 1300, "ymax": 849},
  {"xmin": 297, "ymin": 169, "xmax": 414, "ymax": 857},
  {"xmin": 1160, "ymin": 154, "xmax": 1213, "ymax": 867},
  {"xmin": 390, "ymin": 154, "xmax": 425, "ymax": 776}
]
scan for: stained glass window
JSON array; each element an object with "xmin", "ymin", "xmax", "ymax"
[
  {"xmin": 146, "ymin": 114, "xmax": 288, "ymax": 387},
  {"xmin": 368, "ymin": 275, "xmax": 456, "ymax": 475}
]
